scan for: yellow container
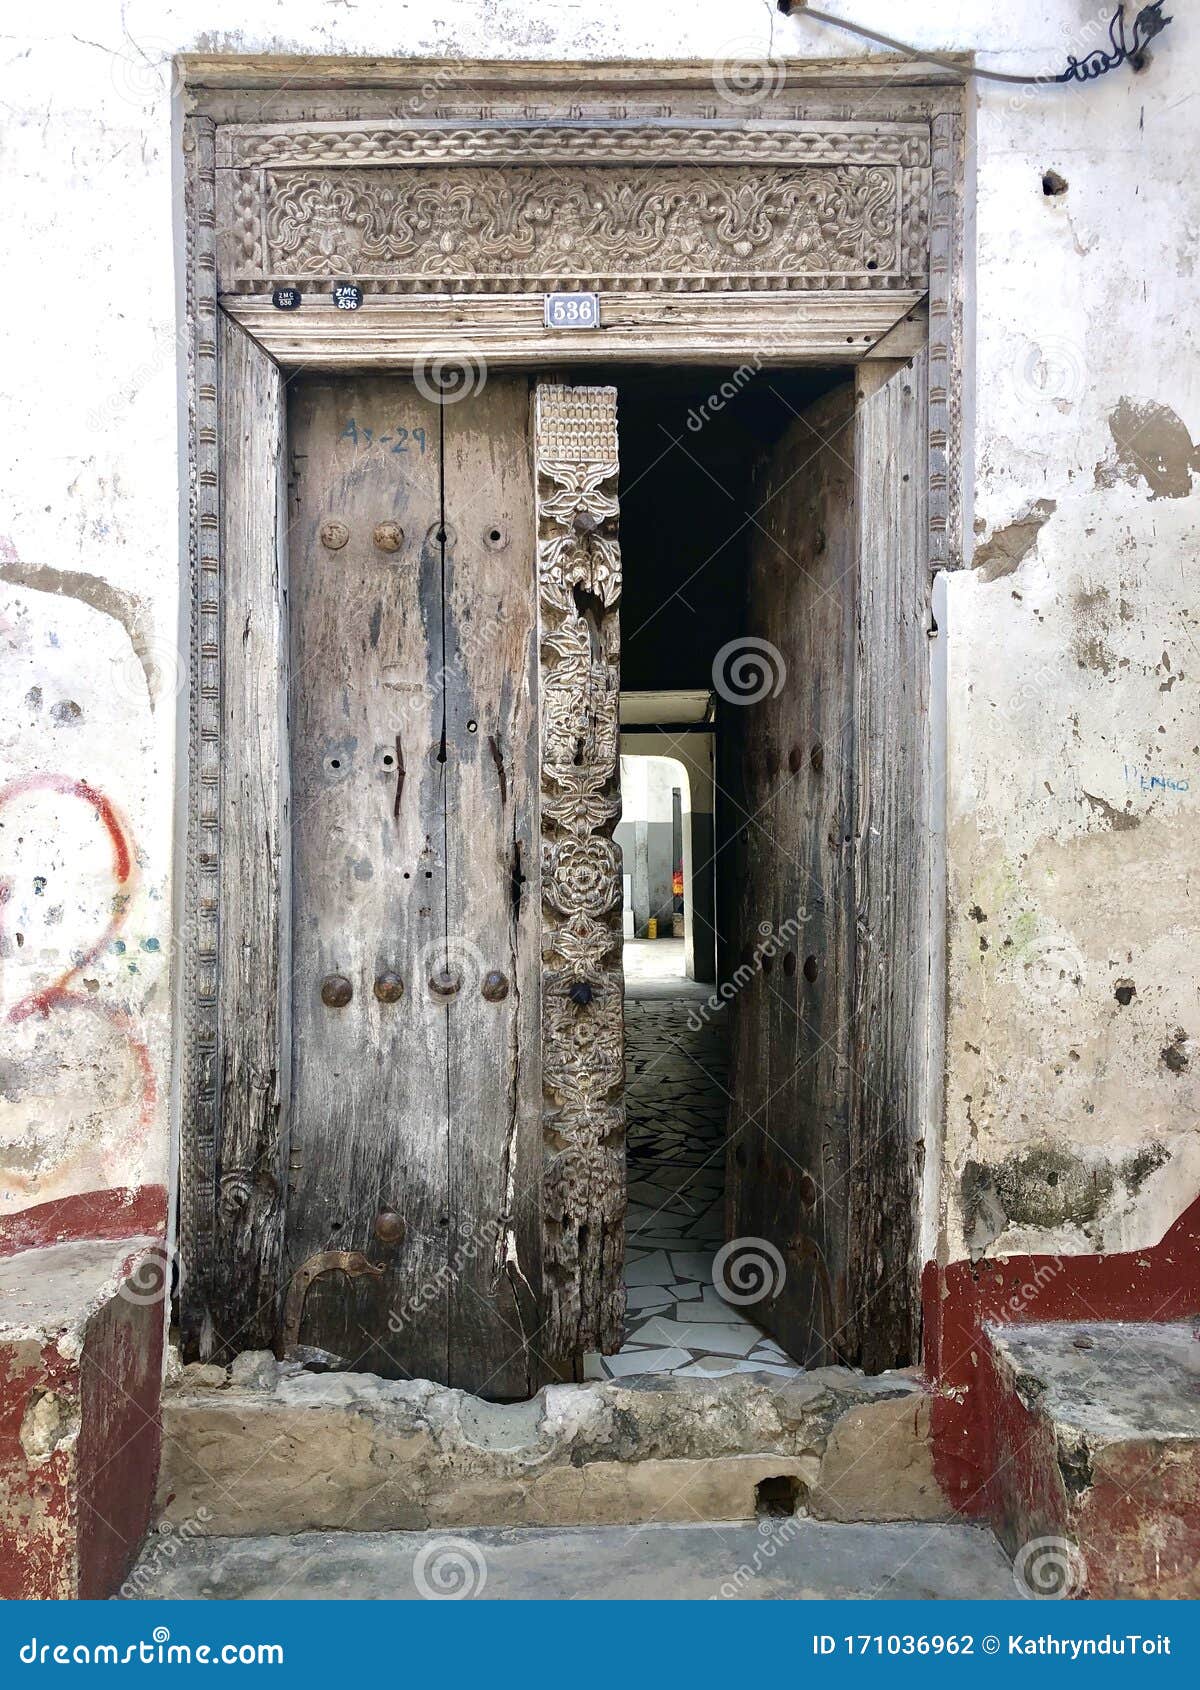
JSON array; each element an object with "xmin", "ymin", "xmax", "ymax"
[{"xmin": 646, "ymin": 917, "xmax": 658, "ymax": 940}]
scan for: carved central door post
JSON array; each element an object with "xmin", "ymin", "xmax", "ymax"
[{"xmin": 535, "ymin": 384, "xmax": 625, "ymax": 1359}]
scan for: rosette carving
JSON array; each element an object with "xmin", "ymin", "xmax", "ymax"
[{"xmin": 536, "ymin": 384, "xmax": 625, "ymax": 1359}]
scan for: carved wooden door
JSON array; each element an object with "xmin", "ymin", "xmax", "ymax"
[
  {"xmin": 282, "ymin": 374, "xmax": 623, "ymax": 1396},
  {"xmin": 722, "ymin": 357, "xmax": 928, "ymax": 1374}
]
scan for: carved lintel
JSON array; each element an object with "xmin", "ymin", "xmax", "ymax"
[
  {"xmin": 231, "ymin": 163, "xmax": 913, "ymax": 291},
  {"xmin": 536, "ymin": 383, "xmax": 625, "ymax": 1359},
  {"xmin": 219, "ymin": 121, "xmax": 931, "ymax": 171},
  {"xmin": 213, "ymin": 125, "xmax": 932, "ymax": 299}
]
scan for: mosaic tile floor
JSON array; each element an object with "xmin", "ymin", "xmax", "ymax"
[{"xmin": 582, "ymin": 985, "xmax": 800, "ymax": 1382}]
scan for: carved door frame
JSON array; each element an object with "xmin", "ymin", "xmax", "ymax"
[{"xmin": 178, "ymin": 58, "xmax": 964, "ymax": 1364}]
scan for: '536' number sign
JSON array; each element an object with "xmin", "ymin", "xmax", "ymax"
[{"xmin": 544, "ymin": 292, "xmax": 600, "ymax": 330}]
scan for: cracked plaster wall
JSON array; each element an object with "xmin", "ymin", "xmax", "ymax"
[{"xmin": 0, "ymin": 2, "xmax": 1196, "ymax": 1269}]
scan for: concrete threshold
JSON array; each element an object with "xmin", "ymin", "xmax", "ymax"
[
  {"xmin": 123, "ymin": 1519, "xmax": 1017, "ymax": 1601},
  {"xmin": 159, "ymin": 1357, "xmax": 952, "ymax": 1535}
]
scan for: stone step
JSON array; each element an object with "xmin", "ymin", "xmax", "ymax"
[
  {"xmin": 984, "ymin": 1320, "xmax": 1200, "ymax": 1598},
  {"xmin": 122, "ymin": 1519, "xmax": 1015, "ymax": 1601},
  {"xmin": 158, "ymin": 1357, "xmax": 951, "ymax": 1535}
]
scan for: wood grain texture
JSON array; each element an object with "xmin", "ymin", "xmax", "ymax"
[
  {"xmin": 845, "ymin": 353, "xmax": 930, "ymax": 1370},
  {"xmin": 723, "ymin": 367, "xmax": 929, "ymax": 1371},
  {"xmin": 219, "ymin": 292, "xmax": 925, "ymax": 371},
  {"xmin": 724, "ymin": 381, "xmax": 859, "ymax": 1369},
  {"xmin": 285, "ymin": 374, "xmax": 449, "ymax": 1378},
  {"xmin": 441, "ymin": 380, "xmax": 543, "ymax": 1396},
  {"xmin": 210, "ymin": 315, "xmax": 291, "ymax": 1355},
  {"xmin": 282, "ymin": 374, "xmax": 547, "ymax": 1394}
]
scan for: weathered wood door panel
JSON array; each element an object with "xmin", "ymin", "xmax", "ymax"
[
  {"xmin": 286, "ymin": 374, "xmax": 453, "ymax": 1380},
  {"xmin": 724, "ymin": 380, "xmax": 858, "ymax": 1368},
  {"xmin": 724, "ymin": 360, "xmax": 928, "ymax": 1371},
  {"xmin": 285, "ymin": 371, "xmax": 554, "ymax": 1394},
  {"xmin": 844, "ymin": 352, "xmax": 929, "ymax": 1371},
  {"xmin": 441, "ymin": 380, "xmax": 542, "ymax": 1395}
]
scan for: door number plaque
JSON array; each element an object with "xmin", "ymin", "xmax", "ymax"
[{"xmin": 544, "ymin": 292, "xmax": 600, "ymax": 330}]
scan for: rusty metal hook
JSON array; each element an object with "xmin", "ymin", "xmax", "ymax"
[{"xmin": 279, "ymin": 1249, "xmax": 386, "ymax": 1356}]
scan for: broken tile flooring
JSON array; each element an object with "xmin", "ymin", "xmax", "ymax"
[{"xmin": 582, "ymin": 957, "xmax": 799, "ymax": 1382}]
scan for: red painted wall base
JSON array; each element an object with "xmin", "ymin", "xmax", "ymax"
[
  {"xmin": 0, "ymin": 1186, "xmax": 168, "ymax": 1258},
  {"xmin": 0, "ymin": 1234, "xmax": 165, "ymax": 1598},
  {"xmin": 923, "ymin": 1196, "xmax": 1200, "ymax": 1596}
]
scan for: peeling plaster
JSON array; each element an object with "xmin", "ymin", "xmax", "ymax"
[
  {"xmin": 960, "ymin": 1142, "xmax": 1171, "ymax": 1260},
  {"xmin": 18, "ymin": 1388, "xmax": 79, "ymax": 1463},
  {"xmin": 1100, "ymin": 399, "xmax": 1200, "ymax": 500},
  {"xmin": 971, "ymin": 498, "xmax": 1056, "ymax": 582},
  {"xmin": 0, "ymin": 558, "xmax": 157, "ymax": 705}
]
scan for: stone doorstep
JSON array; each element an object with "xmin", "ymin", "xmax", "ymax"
[
  {"xmin": 984, "ymin": 1321, "xmax": 1200, "ymax": 1600},
  {"xmin": 157, "ymin": 1358, "xmax": 952, "ymax": 1536},
  {"xmin": 0, "ymin": 1237, "xmax": 165, "ymax": 1599}
]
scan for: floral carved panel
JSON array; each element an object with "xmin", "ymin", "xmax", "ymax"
[
  {"xmin": 535, "ymin": 382, "xmax": 625, "ymax": 1359},
  {"xmin": 215, "ymin": 123, "xmax": 931, "ymax": 296}
]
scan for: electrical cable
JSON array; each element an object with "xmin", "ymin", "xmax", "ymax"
[{"xmin": 776, "ymin": 2, "xmax": 1172, "ymax": 85}]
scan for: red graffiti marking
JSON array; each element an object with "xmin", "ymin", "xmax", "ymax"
[{"xmin": 0, "ymin": 773, "xmax": 157, "ymax": 1167}]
